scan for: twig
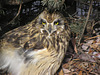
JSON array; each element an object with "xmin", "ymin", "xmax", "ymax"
[
  {"xmin": 91, "ymin": 20, "xmax": 95, "ymax": 30},
  {"xmin": 78, "ymin": 0, "xmax": 93, "ymax": 45},
  {"xmin": 84, "ymin": 35, "xmax": 100, "ymax": 41},
  {"xmin": 7, "ymin": 1, "xmax": 22, "ymax": 25},
  {"xmin": 93, "ymin": 21, "xmax": 100, "ymax": 26}
]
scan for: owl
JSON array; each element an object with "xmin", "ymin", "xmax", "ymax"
[{"xmin": 0, "ymin": 10, "xmax": 70, "ymax": 75}]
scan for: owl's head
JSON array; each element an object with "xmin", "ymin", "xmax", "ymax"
[{"xmin": 36, "ymin": 10, "xmax": 68, "ymax": 37}]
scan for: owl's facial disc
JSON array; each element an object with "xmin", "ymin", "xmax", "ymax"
[{"xmin": 39, "ymin": 18, "xmax": 64, "ymax": 37}]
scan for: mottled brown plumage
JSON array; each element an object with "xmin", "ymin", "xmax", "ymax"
[{"xmin": 0, "ymin": 10, "xmax": 70, "ymax": 75}]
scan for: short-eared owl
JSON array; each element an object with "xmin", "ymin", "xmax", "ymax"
[{"xmin": 0, "ymin": 10, "xmax": 70, "ymax": 75}]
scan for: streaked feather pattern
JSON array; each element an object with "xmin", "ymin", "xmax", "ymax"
[{"xmin": 0, "ymin": 10, "xmax": 70, "ymax": 75}]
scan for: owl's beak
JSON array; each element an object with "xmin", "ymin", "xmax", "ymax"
[
  {"xmin": 41, "ymin": 24, "xmax": 54, "ymax": 36},
  {"xmin": 48, "ymin": 25, "xmax": 52, "ymax": 33}
]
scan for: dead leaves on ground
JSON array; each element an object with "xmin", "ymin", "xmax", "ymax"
[{"xmin": 58, "ymin": 35, "xmax": 100, "ymax": 75}]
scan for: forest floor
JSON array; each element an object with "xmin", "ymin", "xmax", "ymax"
[{"xmin": 57, "ymin": 15, "xmax": 100, "ymax": 75}]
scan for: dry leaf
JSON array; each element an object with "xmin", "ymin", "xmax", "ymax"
[
  {"xmin": 59, "ymin": 69, "xmax": 64, "ymax": 75},
  {"xmin": 78, "ymin": 71, "xmax": 82, "ymax": 75}
]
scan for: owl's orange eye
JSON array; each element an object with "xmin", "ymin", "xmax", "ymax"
[{"xmin": 42, "ymin": 22, "xmax": 46, "ymax": 25}]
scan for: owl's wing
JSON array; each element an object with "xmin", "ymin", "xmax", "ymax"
[
  {"xmin": 0, "ymin": 24, "xmax": 47, "ymax": 71},
  {"xmin": 0, "ymin": 26, "xmax": 29, "ymax": 70}
]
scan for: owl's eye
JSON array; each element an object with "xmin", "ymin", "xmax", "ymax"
[
  {"xmin": 54, "ymin": 19, "xmax": 61, "ymax": 25},
  {"xmin": 40, "ymin": 19, "xmax": 46, "ymax": 25},
  {"xmin": 54, "ymin": 22, "xmax": 59, "ymax": 25},
  {"xmin": 42, "ymin": 22, "xmax": 46, "ymax": 25}
]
